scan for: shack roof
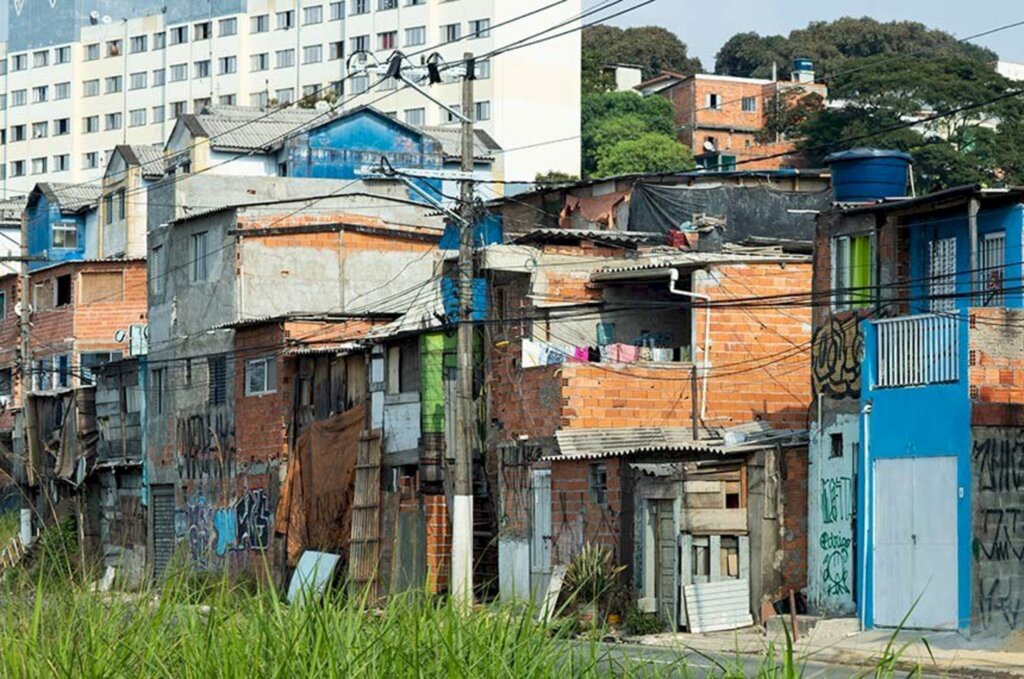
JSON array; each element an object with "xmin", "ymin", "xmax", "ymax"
[{"xmin": 545, "ymin": 424, "xmax": 806, "ymax": 461}]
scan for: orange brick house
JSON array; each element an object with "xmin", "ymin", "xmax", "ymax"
[{"xmin": 638, "ymin": 66, "xmax": 828, "ymax": 171}]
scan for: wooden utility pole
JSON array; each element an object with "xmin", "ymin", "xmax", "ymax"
[
  {"xmin": 15, "ymin": 213, "xmax": 37, "ymax": 544},
  {"xmin": 452, "ymin": 52, "xmax": 476, "ymax": 608}
]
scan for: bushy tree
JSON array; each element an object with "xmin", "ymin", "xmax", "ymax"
[
  {"xmin": 582, "ymin": 91, "xmax": 678, "ymax": 176},
  {"xmin": 596, "ymin": 133, "xmax": 695, "ymax": 177}
]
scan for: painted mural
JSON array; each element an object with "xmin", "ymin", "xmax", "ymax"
[
  {"xmin": 174, "ymin": 489, "xmax": 273, "ymax": 569},
  {"xmin": 972, "ymin": 428, "xmax": 1024, "ymax": 633},
  {"xmin": 812, "ymin": 315, "xmax": 864, "ymax": 399}
]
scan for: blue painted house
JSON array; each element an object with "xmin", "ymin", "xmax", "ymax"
[
  {"xmin": 810, "ymin": 183, "xmax": 1024, "ymax": 635},
  {"xmin": 25, "ymin": 183, "xmax": 101, "ymax": 271}
]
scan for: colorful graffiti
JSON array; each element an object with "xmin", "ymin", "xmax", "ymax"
[
  {"xmin": 175, "ymin": 489, "xmax": 272, "ymax": 565},
  {"xmin": 812, "ymin": 315, "xmax": 864, "ymax": 399}
]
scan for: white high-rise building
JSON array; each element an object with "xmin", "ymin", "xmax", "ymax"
[{"xmin": 0, "ymin": 0, "xmax": 581, "ymax": 197}]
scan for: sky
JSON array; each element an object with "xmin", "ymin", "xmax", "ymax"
[{"xmin": 589, "ymin": 0, "xmax": 1024, "ymax": 70}]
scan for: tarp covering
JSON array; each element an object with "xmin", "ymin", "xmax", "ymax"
[
  {"xmin": 276, "ymin": 403, "xmax": 366, "ymax": 567},
  {"xmin": 627, "ymin": 182, "xmax": 830, "ymax": 241}
]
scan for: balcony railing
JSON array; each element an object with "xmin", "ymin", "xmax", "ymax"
[{"xmin": 874, "ymin": 314, "xmax": 959, "ymax": 388}]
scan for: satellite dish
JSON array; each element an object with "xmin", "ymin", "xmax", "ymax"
[
  {"xmin": 101, "ymin": 15, "xmax": 112, "ymax": 24},
  {"xmin": 703, "ymin": 140, "xmax": 716, "ymax": 152},
  {"xmin": 114, "ymin": 329, "xmax": 127, "ymax": 343}
]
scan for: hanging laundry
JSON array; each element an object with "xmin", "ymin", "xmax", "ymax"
[
  {"xmin": 573, "ymin": 346, "xmax": 590, "ymax": 362},
  {"xmin": 522, "ymin": 339, "xmax": 546, "ymax": 368},
  {"xmin": 596, "ymin": 322, "xmax": 616, "ymax": 346}
]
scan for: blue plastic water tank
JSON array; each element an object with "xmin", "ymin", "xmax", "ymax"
[
  {"xmin": 792, "ymin": 58, "xmax": 814, "ymax": 72},
  {"xmin": 824, "ymin": 148, "xmax": 913, "ymax": 203}
]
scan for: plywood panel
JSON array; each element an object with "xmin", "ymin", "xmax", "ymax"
[{"xmin": 682, "ymin": 509, "xmax": 747, "ymax": 533}]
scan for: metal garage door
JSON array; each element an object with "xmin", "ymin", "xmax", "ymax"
[
  {"xmin": 873, "ymin": 456, "xmax": 958, "ymax": 630},
  {"xmin": 150, "ymin": 484, "xmax": 177, "ymax": 580}
]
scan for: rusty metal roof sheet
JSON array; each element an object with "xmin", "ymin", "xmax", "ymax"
[{"xmin": 546, "ymin": 425, "xmax": 806, "ymax": 461}]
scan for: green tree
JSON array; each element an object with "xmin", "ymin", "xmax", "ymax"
[
  {"xmin": 581, "ymin": 91, "xmax": 677, "ymax": 176},
  {"xmin": 582, "ymin": 25, "xmax": 702, "ymax": 93},
  {"xmin": 596, "ymin": 133, "xmax": 695, "ymax": 177}
]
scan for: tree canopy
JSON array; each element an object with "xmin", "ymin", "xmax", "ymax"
[
  {"xmin": 714, "ymin": 17, "xmax": 997, "ymax": 80},
  {"xmin": 595, "ymin": 133, "xmax": 695, "ymax": 177},
  {"xmin": 582, "ymin": 25, "xmax": 702, "ymax": 93}
]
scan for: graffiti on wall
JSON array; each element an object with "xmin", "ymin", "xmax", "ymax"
[
  {"xmin": 175, "ymin": 489, "xmax": 272, "ymax": 566},
  {"xmin": 177, "ymin": 410, "xmax": 237, "ymax": 482},
  {"xmin": 973, "ymin": 431, "xmax": 1024, "ymax": 631},
  {"xmin": 812, "ymin": 315, "xmax": 864, "ymax": 399},
  {"xmin": 819, "ymin": 476, "xmax": 854, "ymax": 597}
]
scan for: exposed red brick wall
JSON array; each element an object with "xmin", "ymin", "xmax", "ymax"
[
  {"xmin": 234, "ymin": 323, "xmax": 291, "ymax": 467},
  {"xmin": 779, "ymin": 445, "xmax": 808, "ymax": 597},
  {"xmin": 969, "ymin": 307, "xmax": 1024, "ymax": 404},
  {"xmin": 424, "ymin": 494, "xmax": 450, "ymax": 593},
  {"xmin": 549, "ymin": 457, "xmax": 623, "ymax": 564}
]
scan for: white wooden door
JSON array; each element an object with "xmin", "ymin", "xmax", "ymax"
[
  {"xmin": 531, "ymin": 469, "xmax": 552, "ymax": 575},
  {"xmin": 873, "ymin": 457, "xmax": 958, "ymax": 630}
]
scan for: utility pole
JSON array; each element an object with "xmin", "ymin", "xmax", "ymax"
[
  {"xmin": 452, "ymin": 51, "xmax": 476, "ymax": 608},
  {"xmin": 14, "ymin": 212, "xmax": 37, "ymax": 545}
]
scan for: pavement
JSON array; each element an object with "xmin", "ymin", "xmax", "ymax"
[{"xmin": 623, "ymin": 618, "xmax": 1024, "ymax": 677}]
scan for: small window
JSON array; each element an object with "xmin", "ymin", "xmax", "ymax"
[
  {"xmin": 741, "ymin": 96, "xmax": 757, "ymax": 112},
  {"xmin": 0, "ymin": 291, "xmax": 5, "ymax": 319},
  {"xmin": 830, "ymin": 433, "xmax": 844, "ymax": 459},
  {"xmin": 55, "ymin": 354, "xmax": 70, "ymax": 388},
  {"xmin": 191, "ymin": 231, "xmax": 209, "ymax": 282},
  {"xmin": 589, "ymin": 463, "xmax": 608, "ymax": 506},
  {"xmin": 208, "ymin": 356, "xmax": 227, "ymax": 405},
  {"xmin": 720, "ymin": 536, "xmax": 740, "ymax": 578},
  {"xmin": 405, "ymin": 26, "xmax": 426, "ymax": 46},
  {"xmin": 469, "ymin": 18, "xmax": 491, "ymax": 38},
  {"xmin": 404, "ymin": 108, "xmax": 425, "ymax": 126},
  {"xmin": 441, "ymin": 23, "xmax": 461, "ymax": 43},
  {"xmin": 55, "ymin": 275, "xmax": 72, "ymax": 307},
  {"xmin": 251, "ymin": 14, "xmax": 269, "ymax": 33},
  {"xmin": 246, "ymin": 356, "xmax": 277, "ymax": 396},
  {"xmin": 52, "ymin": 222, "xmax": 78, "ymax": 249},
  {"xmin": 152, "ymin": 368, "xmax": 165, "ymax": 413},
  {"xmin": 0, "ymin": 368, "xmax": 11, "ymax": 397},
  {"xmin": 303, "ymin": 6, "xmax": 323, "ymax": 24},
  {"xmin": 194, "ymin": 21, "xmax": 212, "ymax": 40},
  {"xmin": 832, "ymin": 234, "xmax": 875, "ymax": 310},
  {"xmin": 219, "ymin": 17, "xmax": 238, "ymax": 36},
  {"xmin": 707, "ymin": 93, "xmax": 722, "ymax": 110},
  {"xmin": 150, "ymin": 245, "xmax": 165, "ymax": 295}
]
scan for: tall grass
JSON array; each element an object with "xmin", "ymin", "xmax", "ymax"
[{"xmin": 0, "ymin": 510, "xmax": 19, "ymax": 545}]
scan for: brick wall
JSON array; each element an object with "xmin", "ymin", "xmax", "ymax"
[
  {"xmin": 549, "ymin": 456, "xmax": 623, "ymax": 564},
  {"xmin": 234, "ymin": 323, "xmax": 291, "ymax": 467},
  {"xmin": 424, "ymin": 494, "xmax": 450, "ymax": 593},
  {"xmin": 969, "ymin": 307, "xmax": 1024, "ymax": 406},
  {"xmin": 778, "ymin": 445, "xmax": 809, "ymax": 597}
]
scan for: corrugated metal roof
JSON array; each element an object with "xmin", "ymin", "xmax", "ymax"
[
  {"xmin": 591, "ymin": 249, "xmax": 811, "ymax": 280},
  {"xmin": 513, "ymin": 229, "xmax": 666, "ymax": 247},
  {"xmin": 546, "ymin": 425, "xmax": 807, "ymax": 461},
  {"xmin": 189, "ymin": 105, "xmax": 323, "ymax": 151},
  {"xmin": 284, "ymin": 342, "xmax": 362, "ymax": 356},
  {"xmin": 0, "ymin": 196, "xmax": 26, "ymax": 223},
  {"xmin": 126, "ymin": 145, "xmax": 166, "ymax": 177},
  {"xmin": 40, "ymin": 183, "xmax": 101, "ymax": 212},
  {"xmin": 421, "ymin": 126, "xmax": 501, "ymax": 159}
]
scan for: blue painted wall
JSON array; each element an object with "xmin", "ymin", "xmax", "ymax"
[
  {"xmin": 26, "ymin": 193, "xmax": 87, "ymax": 271},
  {"xmin": 284, "ymin": 109, "xmax": 444, "ymax": 202},
  {"xmin": 440, "ymin": 213, "xmax": 504, "ymax": 250}
]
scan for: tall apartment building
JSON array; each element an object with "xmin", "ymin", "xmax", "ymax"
[{"xmin": 0, "ymin": 0, "xmax": 581, "ymax": 196}]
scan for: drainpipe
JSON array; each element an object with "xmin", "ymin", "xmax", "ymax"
[
  {"xmin": 859, "ymin": 401, "xmax": 873, "ymax": 632},
  {"xmin": 668, "ymin": 269, "xmax": 711, "ymax": 422}
]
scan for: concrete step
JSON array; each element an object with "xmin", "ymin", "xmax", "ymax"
[
  {"xmin": 766, "ymin": 614, "xmax": 821, "ymax": 638},
  {"xmin": 765, "ymin": 615, "xmax": 860, "ymax": 641}
]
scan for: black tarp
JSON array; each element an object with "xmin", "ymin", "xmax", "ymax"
[{"xmin": 627, "ymin": 182, "xmax": 831, "ymax": 242}]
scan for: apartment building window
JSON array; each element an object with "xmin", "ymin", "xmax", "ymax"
[
  {"xmin": 246, "ymin": 357, "xmax": 277, "ymax": 395},
  {"xmin": 303, "ymin": 45, "xmax": 322, "ymax": 64},
  {"xmin": 191, "ymin": 231, "xmax": 210, "ymax": 282},
  {"xmin": 130, "ymin": 109, "xmax": 147, "ymax": 127},
  {"xmin": 378, "ymin": 31, "xmax": 397, "ymax": 51},
  {"xmin": 54, "ymin": 118, "xmax": 70, "ymax": 135},
  {"xmin": 476, "ymin": 59, "xmax": 490, "ymax": 79},
  {"xmin": 330, "ymin": 2, "xmax": 345, "ymax": 20},
  {"xmin": 194, "ymin": 97, "xmax": 211, "ymax": 112},
  {"xmin": 441, "ymin": 23, "xmax": 461, "ymax": 43},
  {"xmin": 32, "ymin": 50, "xmax": 48, "ymax": 67},
  {"xmin": 405, "ymin": 26, "xmax": 426, "ymax": 46},
  {"xmin": 329, "ymin": 42, "xmax": 344, "ymax": 60},
  {"xmin": 31, "ymin": 122, "xmax": 48, "ymax": 139},
  {"xmin": 350, "ymin": 35, "xmax": 369, "ymax": 53},
  {"xmin": 31, "ymin": 157, "xmax": 47, "ymax": 175},
  {"xmin": 276, "ymin": 49, "xmax": 295, "ymax": 68},
  {"xmin": 103, "ymin": 193, "xmax": 114, "ymax": 225},
  {"xmin": 170, "ymin": 64, "xmax": 188, "ymax": 82},
  {"xmin": 130, "ymin": 35, "xmax": 148, "ymax": 53},
  {"xmin": 251, "ymin": 91, "xmax": 269, "ymax": 108},
  {"xmin": 302, "ymin": 84, "xmax": 318, "ymax": 99},
  {"xmin": 12, "ymin": 53, "xmax": 28, "ymax": 70},
  {"xmin": 83, "ymin": 79, "xmax": 99, "ymax": 97},
  {"xmin": 10, "ymin": 161, "xmax": 24, "ymax": 177},
  {"xmin": 219, "ymin": 17, "xmax": 238, "ymax": 36},
  {"xmin": 153, "ymin": 32, "xmax": 167, "ymax": 50},
  {"xmin": 303, "ymin": 6, "xmax": 323, "ymax": 24},
  {"xmin": 83, "ymin": 153, "xmax": 99, "ymax": 169},
  {"xmin": 351, "ymin": 0, "xmax": 369, "ymax": 15},
  {"xmin": 194, "ymin": 60, "xmax": 211, "ymax": 78},
  {"xmin": 469, "ymin": 18, "xmax": 491, "ymax": 38},
  {"xmin": 251, "ymin": 53, "xmax": 269, "ymax": 71},
  {"xmin": 0, "ymin": 59, "xmax": 6, "ymax": 75},
  {"xmin": 350, "ymin": 75, "xmax": 369, "ymax": 94},
  {"xmin": 208, "ymin": 356, "xmax": 227, "ymax": 405},
  {"xmin": 194, "ymin": 21, "xmax": 212, "ymax": 40},
  {"xmin": 251, "ymin": 14, "xmax": 269, "ymax": 33},
  {"xmin": 11, "ymin": 125, "xmax": 26, "ymax": 142},
  {"xmin": 741, "ymin": 96, "xmax": 757, "ymax": 112},
  {"xmin": 707, "ymin": 93, "xmax": 722, "ymax": 109},
  {"xmin": 150, "ymin": 245, "xmax": 165, "ymax": 296},
  {"xmin": 130, "ymin": 72, "xmax": 147, "ymax": 90},
  {"xmin": 107, "ymin": 40, "xmax": 123, "ymax": 57},
  {"xmin": 170, "ymin": 26, "xmax": 188, "ymax": 45},
  {"xmin": 832, "ymin": 234, "xmax": 875, "ymax": 310},
  {"xmin": 106, "ymin": 75, "xmax": 123, "ymax": 94},
  {"xmin": 53, "ymin": 154, "xmax": 70, "ymax": 172},
  {"xmin": 219, "ymin": 94, "xmax": 237, "ymax": 106},
  {"xmin": 379, "ymin": 0, "xmax": 398, "ymax": 9},
  {"xmin": 443, "ymin": 103, "xmax": 461, "ymax": 123},
  {"xmin": 105, "ymin": 113, "xmax": 122, "ymax": 130},
  {"xmin": 55, "ymin": 82, "xmax": 71, "ymax": 99},
  {"xmin": 52, "ymin": 222, "xmax": 77, "ymax": 249},
  {"xmin": 276, "ymin": 88, "xmax": 295, "ymax": 105},
  {"xmin": 0, "ymin": 95, "xmax": 5, "ymax": 111},
  {"xmin": 11, "ymin": 90, "xmax": 26, "ymax": 107},
  {"xmin": 380, "ymin": 76, "xmax": 397, "ymax": 91},
  {"xmin": 277, "ymin": 10, "xmax": 295, "ymax": 30},
  {"xmin": 152, "ymin": 106, "xmax": 166, "ymax": 123},
  {"xmin": 153, "ymin": 69, "xmax": 166, "ymax": 86},
  {"xmin": 32, "ymin": 86, "xmax": 47, "ymax": 103},
  {"xmin": 55, "ymin": 46, "xmax": 71, "ymax": 64},
  {"xmin": 83, "ymin": 116, "xmax": 99, "ymax": 133},
  {"xmin": 219, "ymin": 56, "xmax": 237, "ymax": 75},
  {"xmin": 406, "ymin": 0, "xmax": 425, "ymax": 5},
  {"xmin": 404, "ymin": 107, "xmax": 425, "ymax": 126}
]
